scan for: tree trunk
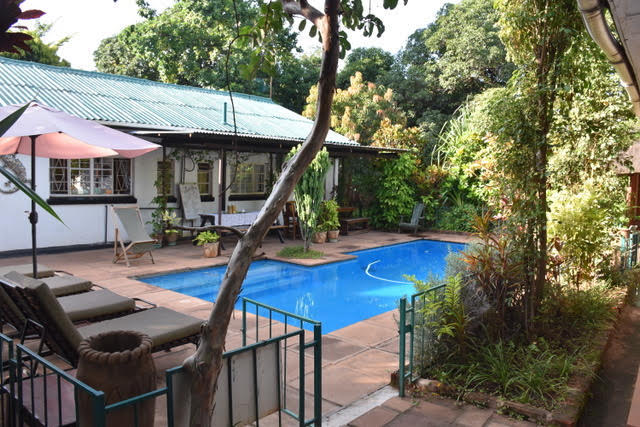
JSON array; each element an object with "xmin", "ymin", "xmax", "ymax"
[{"xmin": 182, "ymin": 1, "xmax": 340, "ymax": 425}]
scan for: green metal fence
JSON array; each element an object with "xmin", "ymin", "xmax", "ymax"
[
  {"xmin": 0, "ymin": 298, "xmax": 322, "ymax": 426},
  {"xmin": 242, "ymin": 297, "xmax": 322, "ymax": 427},
  {"xmin": 397, "ymin": 284, "xmax": 446, "ymax": 397}
]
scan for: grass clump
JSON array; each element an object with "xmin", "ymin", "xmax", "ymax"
[{"xmin": 277, "ymin": 245, "xmax": 324, "ymax": 259}]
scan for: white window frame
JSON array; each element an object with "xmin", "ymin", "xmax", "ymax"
[
  {"xmin": 49, "ymin": 158, "xmax": 133, "ymax": 196},
  {"xmin": 230, "ymin": 163, "xmax": 267, "ymax": 195}
]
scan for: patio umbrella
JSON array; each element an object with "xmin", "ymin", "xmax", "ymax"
[{"xmin": 0, "ymin": 102, "xmax": 160, "ymax": 277}]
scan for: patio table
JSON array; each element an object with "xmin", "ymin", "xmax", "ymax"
[{"xmin": 199, "ymin": 211, "xmax": 286, "ymax": 244}]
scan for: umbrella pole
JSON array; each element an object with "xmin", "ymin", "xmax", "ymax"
[{"xmin": 29, "ymin": 135, "xmax": 38, "ymax": 278}]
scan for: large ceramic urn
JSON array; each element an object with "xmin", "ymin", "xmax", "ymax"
[{"xmin": 77, "ymin": 330, "xmax": 156, "ymax": 426}]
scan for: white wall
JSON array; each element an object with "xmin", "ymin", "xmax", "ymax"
[{"xmin": 0, "ymin": 150, "xmax": 340, "ymax": 252}]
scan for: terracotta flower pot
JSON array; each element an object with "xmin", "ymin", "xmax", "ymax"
[
  {"xmin": 77, "ymin": 331, "xmax": 156, "ymax": 427},
  {"xmin": 165, "ymin": 232, "xmax": 179, "ymax": 246},
  {"xmin": 203, "ymin": 241, "xmax": 219, "ymax": 257},
  {"xmin": 327, "ymin": 230, "xmax": 339, "ymax": 242},
  {"xmin": 312, "ymin": 231, "xmax": 327, "ymax": 244}
]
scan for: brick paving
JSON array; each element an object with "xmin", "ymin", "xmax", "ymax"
[{"xmin": 0, "ymin": 230, "xmax": 530, "ymax": 426}]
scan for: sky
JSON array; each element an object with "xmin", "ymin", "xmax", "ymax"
[{"xmin": 22, "ymin": 0, "xmax": 454, "ymax": 71}]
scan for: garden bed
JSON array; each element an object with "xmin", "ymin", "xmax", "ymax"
[{"xmin": 393, "ymin": 287, "xmax": 627, "ymax": 425}]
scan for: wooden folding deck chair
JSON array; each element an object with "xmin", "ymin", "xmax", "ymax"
[{"xmin": 112, "ymin": 205, "xmax": 156, "ymax": 267}]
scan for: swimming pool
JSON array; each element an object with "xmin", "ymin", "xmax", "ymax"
[{"xmin": 140, "ymin": 240, "xmax": 465, "ymax": 333}]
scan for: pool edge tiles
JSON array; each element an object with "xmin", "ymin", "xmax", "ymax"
[{"xmin": 138, "ymin": 239, "xmax": 466, "ymax": 333}]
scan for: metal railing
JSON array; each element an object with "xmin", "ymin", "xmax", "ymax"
[
  {"xmin": 242, "ymin": 297, "xmax": 322, "ymax": 427},
  {"xmin": 397, "ymin": 283, "xmax": 446, "ymax": 397},
  {"xmin": 1, "ymin": 298, "xmax": 323, "ymax": 426}
]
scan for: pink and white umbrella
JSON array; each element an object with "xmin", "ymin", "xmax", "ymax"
[{"xmin": 0, "ymin": 102, "xmax": 160, "ymax": 276}]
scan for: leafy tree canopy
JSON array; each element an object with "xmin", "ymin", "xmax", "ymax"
[
  {"xmin": 336, "ymin": 47, "xmax": 394, "ymax": 89},
  {"xmin": 381, "ymin": 0, "xmax": 513, "ymax": 133},
  {"xmin": 94, "ymin": 0, "xmax": 299, "ymax": 98},
  {"xmin": 0, "ymin": 23, "xmax": 69, "ymax": 67}
]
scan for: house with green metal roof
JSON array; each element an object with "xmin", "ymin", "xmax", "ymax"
[{"xmin": 0, "ymin": 57, "xmax": 397, "ymax": 254}]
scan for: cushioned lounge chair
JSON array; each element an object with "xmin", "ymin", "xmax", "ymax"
[
  {"xmin": 398, "ymin": 203, "xmax": 425, "ymax": 234},
  {"xmin": 0, "ymin": 272, "xmax": 149, "ymax": 336},
  {"xmin": 112, "ymin": 205, "xmax": 156, "ymax": 267},
  {"xmin": 17, "ymin": 279, "xmax": 202, "ymax": 367},
  {"xmin": 0, "ymin": 263, "xmax": 93, "ymax": 296},
  {"xmin": 0, "ymin": 263, "xmax": 55, "ymax": 279}
]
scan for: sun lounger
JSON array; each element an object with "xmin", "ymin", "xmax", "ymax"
[
  {"xmin": 0, "ymin": 272, "xmax": 145, "ymax": 335},
  {"xmin": 18, "ymin": 279, "xmax": 202, "ymax": 367},
  {"xmin": 0, "ymin": 263, "xmax": 55, "ymax": 278},
  {"xmin": 112, "ymin": 204, "xmax": 156, "ymax": 267}
]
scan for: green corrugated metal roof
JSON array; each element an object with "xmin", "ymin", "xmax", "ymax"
[{"xmin": 0, "ymin": 57, "xmax": 358, "ymax": 146}]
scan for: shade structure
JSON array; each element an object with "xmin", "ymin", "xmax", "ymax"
[
  {"xmin": 0, "ymin": 103, "xmax": 159, "ymax": 158},
  {"xmin": 0, "ymin": 102, "xmax": 161, "ymax": 277}
]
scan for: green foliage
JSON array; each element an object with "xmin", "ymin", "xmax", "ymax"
[
  {"xmin": 434, "ymin": 204, "xmax": 479, "ymax": 232},
  {"xmin": 411, "ymin": 274, "xmax": 470, "ymax": 360},
  {"xmin": 336, "ymin": 47, "xmax": 394, "ymax": 89},
  {"xmin": 380, "ymin": 0, "xmax": 512, "ymax": 133},
  {"xmin": 277, "ymin": 245, "xmax": 324, "ymax": 259},
  {"xmin": 318, "ymin": 199, "xmax": 340, "ymax": 232},
  {"xmin": 161, "ymin": 209, "xmax": 181, "ymax": 234},
  {"xmin": 303, "ymin": 71, "xmax": 412, "ymax": 147},
  {"xmin": 193, "ymin": 230, "xmax": 220, "ymax": 245},
  {"xmin": 94, "ymin": 0, "xmax": 297, "ymax": 97},
  {"xmin": 287, "ymin": 146, "xmax": 330, "ymax": 251},
  {"xmin": 367, "ymin": 154, "xmax": 416, "ymax": 229},
  {"xmin": 548, "ymin": 180, "xmax": 624, "ymax": 287},
  {"xmin": 0, "ymin": 23, "xmax": 70, "ymax": 66}
]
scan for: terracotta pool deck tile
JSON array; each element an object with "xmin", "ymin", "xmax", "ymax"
[
  {"xmin": 329, "ymin": 320, "xmax": 397, "ymax": 348},
  {"xmin": 0, "ymin": 231, "xmax": 477, "ymax": 425},
  {"xmin": 365, "ymin": 309, "xmax": 399, "ymax": 329},
  {"xmin": 339, "ymin": 349, "xmax": 398, "ymax": 382},
  {"xmin": 295, "ymin": 364, "xmax": 385, "ymax": 406},
  {"xmin": 348, "ymin": 405, "xmax": 399, "ymax": 426}
]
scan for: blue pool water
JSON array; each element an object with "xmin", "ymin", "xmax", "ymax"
[{"xmin": 140, "ymin": 240, "xmax": 464, "ymax": 333}]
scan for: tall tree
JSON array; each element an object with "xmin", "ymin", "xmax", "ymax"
[
  {"xmin": 94, "ymin": 0, "xmax": 298, "ymax": 96},
  {"xmin": 180, "ymin": 1, "xmax": 406, "ymax": 424},
  {"xmin": 494, "ymin": 0, "xmax": 583, "ymax": 327},
  {"xmin": 382, "ymin": 0, "xmax": 512, "ymax": 134},
  {"xmin": 272, "ymin": 51, "xmax": 321, "ymax": 112},
  {"xmin": 336, "ymin": 46, "xmax": 394, "ymax": 89}
]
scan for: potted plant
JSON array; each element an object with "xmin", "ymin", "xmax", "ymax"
[
  {"xmin": 312, "ymin": 228, "xmax": 327, "ymax": 244},
  {"xmin": 162, "ymin": 209, "xmax": 181, "ymax": 246},
  {"xmin": 193, "ymin": 230, "xmax": 220, "ymax": 257},
  {"xmin": 319, "ymin": 200, "xmax": 341, "ymax": 243},
  {"xmin": 146, "ymin": 209, "xmax": 165, "ymax": 248}
]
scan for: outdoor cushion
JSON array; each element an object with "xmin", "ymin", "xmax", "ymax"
[
  {"xmin": 0, "ymin": 263, "xmax": 55, "ymax": 278},
  {"xmin": 78, "ymin": 307, "xmax": 202, "ymax": 348},
  {"xmin": 42, "ymin": 275, "xmax": 92, "ymax": 296},
  {"xmin": 0, "ymin": 283, "xmax": 26, "ymax": 327},
  {"xmin": 4, "ymin": 271, "xmax": 92, "ymax": 297},
  {"xmin": 28, "ymin": 280, "xmax": 84, "ymax": 352},
  {"xmin": 58, "ymin": 290, "xmax": 135, "ymax": 322}
]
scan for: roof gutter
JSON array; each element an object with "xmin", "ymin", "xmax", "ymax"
[{"xmin": 578, "ymin": 0, "xmax": 640, "ymax": 117}]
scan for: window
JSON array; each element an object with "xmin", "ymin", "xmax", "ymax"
[
  {"xmin": 49, "ymin": 158, "xmax": 132, "ymax": 196},
  {"xmin": 197, "ymin": 162, "xmax": 212, "ymax": 195},
  {"xmin": 230, "ymin": 163, "xmax": 267, "ymax": 195},
  {"xmin": 156, "ymin": 160, "xmax": 175, "ymax": 196}
]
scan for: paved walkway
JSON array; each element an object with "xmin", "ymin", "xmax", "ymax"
[
  {"xmin": 1, "ymin": 230, "xmax": 479, "ymax": 424},
  {"xmin": 579, "ymin": 296, "xmax": 640, "ymax": 426},
  {"xmin": 347, "ymin": 395, "xmax": 536, "ymax": 427}
]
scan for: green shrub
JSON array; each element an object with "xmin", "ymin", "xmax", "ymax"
[
  {"xmin": 434, "ymin": 204, "xmax": 478, "ymax": 232},
  {"xmin": 192, "ymin": 230, "xmax": 219, "ymax": 245},
  {"xmin": 318, "ymin": 199, "xmax": 340, "ymax": 232}
]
